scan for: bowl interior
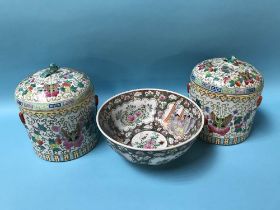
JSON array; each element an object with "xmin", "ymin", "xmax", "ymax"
[{"xmin": 97, "ymin": 89, "xmax": 203, "ymax": 150}]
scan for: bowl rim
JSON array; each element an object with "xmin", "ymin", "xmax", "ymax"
[{"xmin": 96, "ymin": 88, "xmax": 205, "ymax": 152}]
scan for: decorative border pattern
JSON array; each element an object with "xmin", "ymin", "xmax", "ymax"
[
  {"xmin": 20, "ymin": 92, "xmax": 95, "ymax": 116},
  {"xmin": 199, "ymin": 127, "xmax": 250, "ymax": 145},
  {"xmin": 190, "ymin": 82, "xmax": 260, "ymax": 102},
  {"xmin": 35, "ymin": 140, "xmax": 97, "ymax": 162}
]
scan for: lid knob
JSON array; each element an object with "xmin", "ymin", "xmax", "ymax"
[
  {"xmin": 228, "ymin": 56, "xmax": 237, "ymax": 63},
  {"xmin": 40, "ymin": 63, "xmax": 60, "ymax": 78}
]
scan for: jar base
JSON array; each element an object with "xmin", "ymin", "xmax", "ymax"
[
  {"xmin": 199, "ymin": 129, "xmax": 251, "ymax": 146},
  {"xmin": 34, "ymin": 140, "xmax": 98, "ymax": 162}
]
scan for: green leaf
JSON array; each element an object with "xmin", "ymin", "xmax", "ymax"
[
  {"xmin": 49, "ymin": 138, "xmax": 55, "ymax": 145},
  {"xmin": 235, "ymin": 128, "xmax": 242, "ymax": 133},
  {"xmin": 70, "ymin": 86, "xmax": 77, "ymax": 92},
  {"xmin": 205, "ymin": 73, "xmax": 212, "ymax": 78},
  {"xmin": 38, "ymin": 124, "xmax": 47, "ymax": 132},
  {"xmin": 31, "ymin": 84, "xmax": 36, "ymax": 87},
  {"xmin": 31, "ymin": 136, "xmax": 37, "ymax": 142},
  {"xmin": 60, "ymin": 87, "xmax": 66, "ymax": 92},
  {"xmin": 22, "ymin": 90, "xmax": 28, "ymax": 96},
  {"xmin": 234, "ymin": 116, "xmax": 242, "ymax": 124},
  {"xmin": 52, "ymin": 147, "xmax": 61, "ymax": 152},
  {"xmin": 214, "ymin": 77, "xmax": 219, "ymax": 81},
  {"xmin": 34, "ymin": 130, "xmax": 40, "ymax": 135},
  {"xmin": 229, "ymin": 80, "xmax": 235, "ymax": 87},
  {"xmin": 39, "ymin": 146, "xmax": 46, "ymax": 150},
  {"xmin": 78, "ymin": 82, "xmax": 84, "ymax": 88}
]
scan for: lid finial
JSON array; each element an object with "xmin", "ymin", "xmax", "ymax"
[
  {"xmin": 41, "ymin": 63, "xmax": 60, "ymax": 78},
  {"xmin": 228, "ymin": 56, "xmax": 237, "ymax": 63}
]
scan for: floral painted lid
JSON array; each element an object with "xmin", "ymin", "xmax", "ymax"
[
  {"xmin": 15, "ymin": 64, "xmax": 94, "ymax": 111},
  {"xmin": 190, "ymin": 56, "xmax": 264, "ymax": 95}
]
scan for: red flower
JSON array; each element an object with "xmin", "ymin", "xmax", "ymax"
[
  {"xmin": 198, "ymin": 64, "xmax": 205, "ymax": 70},
  {"xmin": 55, "ymin": 138, "xmax": 62, "ymax": 145},
  {"xmin": 37, "ymin": 140, "xmax": 44, "ymax": 146},
  {"xmin": 127, "ymin": 115, "xmax": 135, "ymax": 122}
]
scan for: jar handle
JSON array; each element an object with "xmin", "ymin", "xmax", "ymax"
[
  {"xmin": 19, "ymin": 112, "xmax": 26, "ymax": 125},
  {"xmin": 187, "ymin": 83, "xmax": 191, "ymax": 93},
  {"xmin": 257, "ymin": 95, "xmax": 262, "ymax": 107},
  {"xmin": 95, "ymin": 95, "xmax": 99, "ymax": 106},
  {"xmin": 40, "ymin": 63, "xmax": 59, "ymax": 78}
]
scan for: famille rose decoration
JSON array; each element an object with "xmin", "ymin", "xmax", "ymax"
[
  {"xmin": 15, "ymin": 64, "xmax": 99, "ymax": 161},
  {"xmin": 97, "ymin": 89, "xmax": 204, "ymax": 165},
  {"xmin": 188, "ymin": 56, "xmax": 264, "ymax": 145}
]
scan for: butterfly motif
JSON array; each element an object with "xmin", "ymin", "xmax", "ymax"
[
  {"xmin": 208, "ymin": 112, "xmax": 232, "ymax": 136},
  {"xmin": 61, "ymin": 123, "xmax": 82, "ymax": 143}
]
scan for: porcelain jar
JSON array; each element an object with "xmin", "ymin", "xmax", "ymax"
[
  {"xmin": 188, "ymin": 56, "xmax": 264, "ymax": 145},
  {"xmin": 15, "ymin": 64, "xmax": 99, "ymax": 161}
]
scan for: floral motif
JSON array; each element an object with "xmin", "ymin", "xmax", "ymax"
[
  {"xmin": 131, "ymin": 131, "xmax": 167, "ymax": 149},
  {"xmin": 191, "ymin": 57, "xmax": 264, "ymax": 95},
  {"xmin": 112, "ymin": 99, "xmax": 157, "ymax": 132}
]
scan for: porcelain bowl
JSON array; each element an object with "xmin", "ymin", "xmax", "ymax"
[{"xmin": 97, "ymin": 89, "xmax": 204, "ymax": 165}]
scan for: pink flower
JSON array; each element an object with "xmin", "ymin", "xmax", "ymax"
[
  {"xmin": 45, "ymin": 92, "xmax": 52, "ymax": 97},
  {"xmin": 157, "ymin": 111, "xmax": 163, "ymax": 118},
  {"xmin": 127, "ymin": 115, "xmax": 135, "ymax": 122},
  {"xmin": 51, "ymin": 91, "xmax": 59, "ymax": 97},
  {"xmin": 52, "ymin": 126, "xmax": 61, "ymax": 132},
  {"xmin": 144, "ymin": 140, "xmax": 156, "ymax": 149},
  {"xmin": 223, "ymin": 76, "xmax": 230, "ymax": 84},
  {"xmin": 135, "ymin": 111, "xmax": 142, "ymax": 117},
  {"xmin": 184, "ymin": 101, "xmax": 189, "ymax": 107},
  {"xmin": 198, "ymin": 64, "xmax": 205, "ymax": 70},
  {"xmin": 159, "ymin": 95, "xmax": 166, "ymax": 101}
]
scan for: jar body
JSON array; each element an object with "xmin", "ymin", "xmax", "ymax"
[
  {"xmin": 189, "ymin": 82, "xmax": 261, "ymax": 145},
  {"xmin": 19, "ymin": 93, "xmax": 99, "ymax": 161}
]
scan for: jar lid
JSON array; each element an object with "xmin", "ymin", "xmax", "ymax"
[
  {"xmin": 190, "ymin": 56, "xmax": 264, "ymax": 95},
  {"xmin": 15, "ymin": 64, "xmax": 94, "ymax": 111}
]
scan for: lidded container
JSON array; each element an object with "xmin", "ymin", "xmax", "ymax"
[
  {"xmin": 15, "ymin": 64, "xmax": 99, "ymax": 161},
  {"xmin": 188, "ymin": 56, "xmax": 264, "ymax": 145}
]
